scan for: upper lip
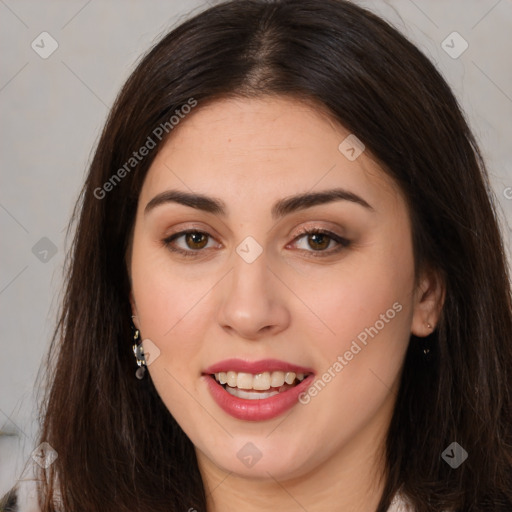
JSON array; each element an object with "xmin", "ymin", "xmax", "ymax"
[{"xmin": 203, "ymin": 358, "xmax": 314, "ymax": 375}]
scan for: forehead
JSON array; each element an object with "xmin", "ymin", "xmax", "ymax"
[{"xmin": 139, "ymin": 96, "xmax": 402, "ymax": 214}]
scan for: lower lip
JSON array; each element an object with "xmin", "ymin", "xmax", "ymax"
[{"xmin": 203, "ymin": 374, "xmax": 315, "ymax": 421}]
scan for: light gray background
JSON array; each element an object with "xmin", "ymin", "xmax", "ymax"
[{"xmin": 1, "ymin": 0, "xmax": 511, "ymax": 495}]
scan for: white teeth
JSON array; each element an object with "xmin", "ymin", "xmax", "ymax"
[
  {"xmin": 225, "ymin": 386, "xmax": 280, "ymax": 400},
  {"xmin": 270, "ymin": 371, "xmax": 285, "ymax": 387},
  {"xmin": 213, "ymin": 370, "xmax": 307, "ymax": 391},
  {"xmin": 226, "ymin": 371, "xmax": 237, "ymax": 387},
  {"xmin": 253, "ymin": 372, "xmax": 271, "ymax": 390},
  {"xmin": 236, "ymin": 372, "xmax": 253, "ymax": 389},
  {"xmin": 284, "ymin": 372, "xmax": 296, "ymax": 385}
]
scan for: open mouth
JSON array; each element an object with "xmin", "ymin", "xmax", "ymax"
[{"xmin": 211, "ymin": 371, "xmax": 310, "ymax": 400}]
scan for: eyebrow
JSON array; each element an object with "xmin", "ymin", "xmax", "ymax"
[{"xmin": 144, "ymin": 187, "xmax": 374, "ymax": 220}]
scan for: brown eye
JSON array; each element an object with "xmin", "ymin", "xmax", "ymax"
[
  {"xmin": 306, "ymin": 232, "xmax": 331, "ymax": 251},
  {"xmin": 162, "ymin": 230, "xmax": 218, "ymax": 257},
  {"xmin": 184, "ymin": 232, "xmax": 208, "ymax": 250},
  {"xmin": 290, "ymin": 227, "xmax": 351, "ymax": 257}
]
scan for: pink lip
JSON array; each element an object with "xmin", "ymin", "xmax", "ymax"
[
  {"xmin": 202, "ymin": 358, "xmax": 315, "ymax": 422},
  {"xmin": 203, "ymin": 358, "xmax": 314, "ymax": 375}
]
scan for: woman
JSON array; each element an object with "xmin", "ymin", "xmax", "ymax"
[{"xmin": 2, "ymin": 0, "xmax": 511, "ymax": 510}]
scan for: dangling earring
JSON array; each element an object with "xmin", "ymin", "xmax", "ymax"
[
  {"xmin": 132, "ymin": 327, "xmax": 147, "ymax": 379},
  {"xmin": 422, "ymin": 342, "xmax": 432, "ymax": 361},
  {"xmin": 421, "ymin": 322, "xmax": 434, "ymax": 362}
]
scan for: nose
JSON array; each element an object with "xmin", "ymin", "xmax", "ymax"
[{"xmin": 216, "ymin": 247, "xmax": 291, "ymax": 341}]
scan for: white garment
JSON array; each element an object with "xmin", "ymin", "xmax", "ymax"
[
  {"xmin": 388, "ymin": 490, "xmax": 416, "ymax": 511},
  {"xmin": 1, "ymin": 478, "xmax": 39, "ymax": 512}
]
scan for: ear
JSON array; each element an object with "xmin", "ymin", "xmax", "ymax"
[
  {"xmin": 411, "ymin": 267, "xmax": 445, "ymax": 337},
  {"xmin": 129, "ymin": 290, "xmax": 141, "ymax": 330}
]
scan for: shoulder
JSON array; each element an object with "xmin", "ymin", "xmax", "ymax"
[{"xmin": 0, "ymin": 479, "xmax": 40, "ymax": 512}]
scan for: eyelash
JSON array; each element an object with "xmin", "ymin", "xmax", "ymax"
[{"xmin": 162, "ymin": 227, "xmax": 351, "ymax": 259}]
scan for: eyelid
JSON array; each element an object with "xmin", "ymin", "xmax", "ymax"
[
  {"xmin": 287, "ymin": 226, "xmax": 350, "ymax": 256},
  {"xmin": 162, "ymin": 222, "xmax": 221, "ymax": 243},
  {"xmin": 162, "ymin": 224, "xmax": 351, "ymax": 259},
  {"xmin": 162, "ymin": 228, "xmax": 221, "ymax": 257}
]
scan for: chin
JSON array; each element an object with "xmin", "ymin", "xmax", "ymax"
[{"xmin": 195, "ymin": 431, "xmax": 321, "ymax": 482}]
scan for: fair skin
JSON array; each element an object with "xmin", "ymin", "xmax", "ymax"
[{"xmin": 128, "ymin": 95, "xmax": 444, "ymax": 512}]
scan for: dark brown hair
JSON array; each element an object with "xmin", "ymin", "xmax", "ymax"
[{"xmin": 36, "ymin": 0, "xmax": 512, "ymax": 510}]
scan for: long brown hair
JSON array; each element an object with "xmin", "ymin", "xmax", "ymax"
[{"xmin": 36, "ymin": 1, "xmax": 512, "ymax": 510}]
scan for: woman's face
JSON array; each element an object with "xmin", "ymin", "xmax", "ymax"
[{"xmin": 129, "ymin": 96, "xmax": 440, "ymax": 482}]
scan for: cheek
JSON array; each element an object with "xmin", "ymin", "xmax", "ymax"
[
  {"xmin": 130, "ymin": 235, "xmax": 214, "ymax": 371},
  {"xmin": 301, "ymin": 250, "xmax": 412, "ymax": 352},
  {"xmin": 293, "ymin": 231, "xmax": 415, "ymax": 402},
  {"xmin": 130, "ymin": 241, "xmax": 213, "ymax": 421},
  {"xmin": 290, "ymin": 248, "xmax": 413, "ymax": 448}
]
